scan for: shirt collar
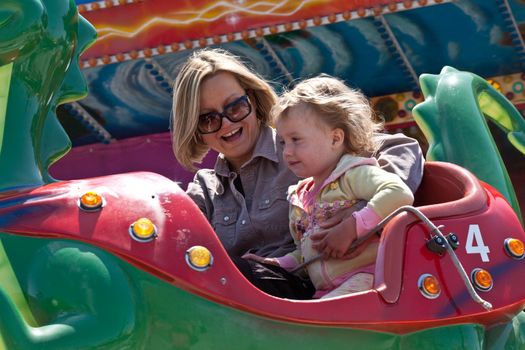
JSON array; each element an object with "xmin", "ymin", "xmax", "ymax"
[{"xmin": 214, "ymin": 125, "xmax": 279, "ymax": 177}]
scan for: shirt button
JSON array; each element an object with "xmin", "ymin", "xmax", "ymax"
[
  {"xmin": 241, "ymin": 220, "xmax": 246, "ymax": 225},
  {"xmin": 223, "ymin": 216, "xmax": 229, "ymax": 221}
]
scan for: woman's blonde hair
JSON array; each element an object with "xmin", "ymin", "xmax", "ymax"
[
  {"xmin": 171, "ymin": 48, "xmax": 278, "ymax": 171},
  {"xmin": 272, "ymin": 75, "xmax": 383, "ymax": 155}
]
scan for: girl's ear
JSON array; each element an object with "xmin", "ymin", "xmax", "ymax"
[{"xmin": 331, "ymin": 128, "xmax": 345, "ymax": 148}]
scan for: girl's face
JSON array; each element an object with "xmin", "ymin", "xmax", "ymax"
[
  {"xmin": 276, "ymin": 106, "xmax": 344, "ymax": 184},
  {"xmin": 198, "ymin": 72, "xmax": 260, "ymax": 171}
]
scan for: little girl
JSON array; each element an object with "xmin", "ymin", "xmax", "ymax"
[{"xmin": 244, "ymin": 75, "xmax": 414, "ymax": 299}]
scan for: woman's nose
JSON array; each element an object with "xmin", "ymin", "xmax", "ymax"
[{"xmin": 220, "ymin": 115, "xmax": 235, "ymax": 130}]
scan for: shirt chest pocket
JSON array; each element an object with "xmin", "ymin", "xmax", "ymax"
[
  {"xmin": 256, "ymin": 187, "xmax": 289, "ymax": 222},
  {"xmin": 211, "ymin": 209, "xmax": 238, "ymax": 248},
  {"xmin": 258, "ymin": 187, "xmax": 288, "ymax": 208}
]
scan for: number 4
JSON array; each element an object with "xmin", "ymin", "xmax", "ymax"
[{"xmin": 465, "ymin": 224, "xmax": 490, "ymax": 262}]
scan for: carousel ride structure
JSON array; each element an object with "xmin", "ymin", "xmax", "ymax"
[{"xmin": 0, "ymin": 0, "xmax": 525, "ymax": 349}]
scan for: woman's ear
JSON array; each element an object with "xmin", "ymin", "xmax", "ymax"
[
  {"xmin": 247, "ymin": 89, "xmax": 260, "ymax": 121},
  {"xmin": 331, "ymin": 128, "xmax": 345, "ymax": 148},
  {"xmin": 247, "ymin": 89, "xmax": 256, "ymax": 107}
]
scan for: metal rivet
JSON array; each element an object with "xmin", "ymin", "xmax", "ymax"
[
  {"xmin": 241, "ymin": 220, "xmax": 246, "ymax": 225},
  {"xmin": 220, "ymin": 277, "xmax": 227, "ymax": 285},
  {"xmin": 223, "ymin": 216, "xmax": 229, "ymax": 221},
  {"xmin": 265, "ymin": 199, "xmax": 270, "ymax": 204}
]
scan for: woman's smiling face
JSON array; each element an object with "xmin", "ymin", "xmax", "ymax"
[{"xmin": 199, "ymin": 71, "xmax": 260, "ymax": 171}]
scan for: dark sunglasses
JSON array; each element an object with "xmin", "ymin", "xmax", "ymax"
[{"xmin": 197, "ymin": 95, "xmax": 252, "ymax": 134}]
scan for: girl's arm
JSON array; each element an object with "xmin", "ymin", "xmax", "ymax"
[
  {"xmin": 311, "ymin": 165, "xmax": 414, "ymax": 259},
  {"xmin": 348, "ymin": 165, "xmax": 414, "ymax": 219}
]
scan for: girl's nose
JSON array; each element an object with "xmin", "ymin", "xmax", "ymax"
[{"xmin": 282, "ymin": 143, "xmax": 292, "ymax": 157}]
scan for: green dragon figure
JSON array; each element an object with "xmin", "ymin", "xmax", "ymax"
[
  {"xmin": 412, "ymin": 66, "xmax": 525, "ymax": 221},
  {"xmin": 0, "ymin": 1, "xmax": 139, "ymax": 349}
]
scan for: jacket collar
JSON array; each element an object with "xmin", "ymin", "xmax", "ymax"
[
  {"xmin": 288, "ymin": 154, "xmax": 378, "ymax": 209},
  {"xmin": 322, "ymin": 154, "xmax": 378, "ymax": 187},
  {"xmin": 214, "ymin": 125, "xmax": 279, "ymax": 178}
]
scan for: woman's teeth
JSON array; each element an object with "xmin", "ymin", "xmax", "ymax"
[{"xmin": 223, "ymin": 128, "xmax": 241, "ymax": 138}]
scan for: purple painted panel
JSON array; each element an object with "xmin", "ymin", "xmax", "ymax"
[{"xmin": 50, "ymin": 132, "xmax": 218, "ymax": 189}]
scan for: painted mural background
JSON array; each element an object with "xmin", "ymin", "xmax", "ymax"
[{"xmin": 51, "ymin": 0, "xmax": 525, "ymax": 217}]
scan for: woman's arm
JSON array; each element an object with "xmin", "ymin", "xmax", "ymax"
[
  {"xmin": 372, "ymin": 132, "xmax": 425, "ymax": 193},
  {"xmin": 243, "ymin": 206, "xmax": 303, "ymax": 271},
  {"xmin": 185, "ymin": 171, "xmax": 214, "ymax": 220}
]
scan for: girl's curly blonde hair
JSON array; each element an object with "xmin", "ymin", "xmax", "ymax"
[{"xmin": 272, "ymin": 75, "xmax": 383, "ymax": 155}]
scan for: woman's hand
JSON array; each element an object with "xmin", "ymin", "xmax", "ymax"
[
  {"xmin": 310, "ymin": 209, "xmax": 358, "ymax": 259},
  {"xmin": 241, "ymin": 253, "xmax": 280, "ymax": 266}
]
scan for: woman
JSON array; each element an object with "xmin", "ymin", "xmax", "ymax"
[{"xmin": 171, "ymin": 48, "xmax": 424, "ymax": 299}]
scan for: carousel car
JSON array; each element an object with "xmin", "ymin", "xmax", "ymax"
[{"xmin": 0, "ymin": 158, "xmax": 524, "ymax": 348}]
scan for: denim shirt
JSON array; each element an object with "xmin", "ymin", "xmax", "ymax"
[
  {"xmin": 186, "ymin": 126, "xmax": 424, "ymax": 258},
  {"xmin": 186, "ymin": 126, "xmax": 299, "ymax": 258}
]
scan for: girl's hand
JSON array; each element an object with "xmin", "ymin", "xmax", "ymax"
[
  {"xmin": 310, "ymin": 215, "xmax": 358, "ymax": 259},
  {"xmin": 241, "ymin": 253, "xmax": 280, "ymax": 266}
]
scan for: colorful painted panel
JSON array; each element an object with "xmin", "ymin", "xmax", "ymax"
[{"xmin": 78, "ymin": 0, "xmax": 409, "ymax": 61}]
